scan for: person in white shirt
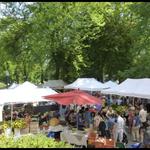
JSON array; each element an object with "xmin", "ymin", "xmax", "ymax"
[
  {"xmin": 117, "ymin": 98, "xmax": 122, "ymax": 105},
  {"xmin": 114, "ymin": 111, "xmax": 125, "ymax": 143},
  {"xmin": 139, "ymin": 105, "xmax": 148, "ymax": 143},
  {"xmin": 76, "ymin": 105, "xmax": 81, "ymax": 113},
  {"xmin": 139, "ymin": 105, "xmax": 147, "ymax": 126}
]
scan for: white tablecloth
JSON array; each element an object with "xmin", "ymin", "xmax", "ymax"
[
  {"xmin": 60, "ymin": 130, "xmax": 88, "ymax": 147},
  {"xmin": 48, "ymin": 125, "xmax": 64, "ymax": 132}
]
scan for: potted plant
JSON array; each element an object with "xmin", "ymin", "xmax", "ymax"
[
  {"xmin": 2, "ymin": 121, "xmax": 12, "ymax": 137},
  {"xmin": 12, "ymin": 119, "xmax": 27, "ymax": 137}
]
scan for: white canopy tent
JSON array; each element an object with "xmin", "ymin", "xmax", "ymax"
[
  {"xmin": 8, "ymin": 83, "xmax": 19, "ymax": 89},
  {"xmin": 102, "ymin": 78, "xmax": 150, "ymax": 99},
  {"xmin": 101, "ymin": 78, "xmax": 139, "ymax": 96},
  {"xmin": 0, "ymin": 81, "xmax": 57, "ymax": 125},
  {"xmin": 64, "ymin": 78, "xmax": 108, "ymax": 91},
  {"xmin": 16, "ymin": 81, "xmax": 37, "ymax": 89},
  {"xmin": 39, "ymin": 80, "xmax": 67, "ymax": 89},
  {"xmin": 127, "ymin": 78, "xmax": 150, "ymax": 99},
  {"xmin": 0, "ymin": 81, "xmax": 57, "ymax": 104},
  {"xmin": 103, "ymin": 80, "xmax": 118, "ymax": 88}
]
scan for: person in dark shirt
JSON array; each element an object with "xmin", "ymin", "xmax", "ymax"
[
  {"xmin": 98, "ymin": 115, "xmax": 106, "ymax": 137},
  {"xmin": 76, "ymin": 110, "xmax": 84, "ymax": 130},
  {"xmin": 68, "ymin": 110, "xmax": 76, "ymax": 127},
  {"xmin": 39, "ymin": 113, "xmax": 47, "ymax": 126},
  {"xmin": 53, "ymin": 110, "xmax": 60, "ymax": 118},
  {"xmin": 18, "ymin": 111, "xmax": 24, "ymax": 118},
  {"xmin": 84, "ymin": 108, "xmax": 91, "ymax": 128}
]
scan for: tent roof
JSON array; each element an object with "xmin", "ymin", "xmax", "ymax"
[
  {"xmin": 64, "ymin": 78, "xmax": 108, "ymax": 91},
  {"xmin": 8, "ymin": 83, "xmax": 19, "ymax": 89},
  {"xmin": 102, "ymin": 78, "xmax": 150, "ymax": 99},
  {"xmin": 0, "ymin": 81, "xmax": 57, "ymax": 105},
  {"xmin": 104, "ymin": 80, "xmax": 118, "ymax": 88},
  {"xmin": 40, "ymin": 80, "xmax": 67, "ymax": 89},
  {"xmin": 15, "ymin": 81, "xmax": 37, "ymax": 90}
]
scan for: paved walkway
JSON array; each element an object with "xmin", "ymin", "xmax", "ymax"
[{"xmin": 125, "ymin": 127, "xmax": 142, "ymax": 148}]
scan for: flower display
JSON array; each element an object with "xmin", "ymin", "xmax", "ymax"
[
  {"xmin": 12, "ymin": 119, "xmax": 27, "ymax": 129},
  {"xmin": 1, "ymin": 121, "xmax": 11, "ymax": 130}
]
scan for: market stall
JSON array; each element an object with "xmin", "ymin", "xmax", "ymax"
[
  {"xmin": 64, "ymin": 78, "xmax": 108, "ymax": 91},
  {"xmin": 102, "ymin": 78, "xmax": 150, "ymax": 99}
]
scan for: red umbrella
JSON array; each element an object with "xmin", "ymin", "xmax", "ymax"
[{"xmin": 43, "ymin": 90, "xmax": 101, "ymax": 105}]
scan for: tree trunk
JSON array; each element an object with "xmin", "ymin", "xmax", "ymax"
[
  {"xmin": 55, "ymin": 65, "xmax": 60, "ymax": 79},
  {"xmin": 14, "ymin": 68, "xmax": 19, "ymax": 83},
  {"xmin": 40, "ymin": 69, "xmax": 44, "ymax": 84},
  {"xmin": 23, "ymin": 64, "xmax": 28, "ymax": 81},
  {"xmin": 98, "ymin": 64, "xmax": 104, "ymax": 82}
]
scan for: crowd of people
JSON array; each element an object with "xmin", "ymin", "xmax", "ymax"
[
  {"xmin": 58, "ymin": 93, "xmax": 150, "ymax": 148},
  {"xmin": 2, "ymin": 93, "xmax": 150, "ymax": 148}
]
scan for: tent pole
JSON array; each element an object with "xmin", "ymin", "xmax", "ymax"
[
  {"xmin": 10, "ymin": 103, "xmax": 13, "ymax": 134},
  {"xmin": 0, "ymin": 104, "xmax": 4, "ymax": 122}
]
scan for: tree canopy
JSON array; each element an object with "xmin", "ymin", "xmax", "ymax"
[{"xmin": 0, "ymin": 2, "xmax": 149, "ymax": 84}]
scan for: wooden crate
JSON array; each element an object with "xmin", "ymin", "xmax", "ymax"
[
  {"xmin": 95, "ymin": 141, "xmax": 104, "ymax": 148},
  {"xmin": 95, "ymin": 138, "xmax": 115, "ymax": 148},
  {"xmin": 88, "ymin": 137, "xmax": 96, "ymax": 145},
  {"xmin": 88, "ymin": 132, "xmax": 96, "ymax": 137},
  {"xmin": 95, "ymin": 143, "xmax": 115, "ymax": 148},
  {"xmin": 29, "ymin": 122, "xmax": 39, "ymax": 134},
  {"xmin": 39, "ymin": 125, "xmax": 49, "ymax": 130},
  {"xmin": 88, "ymin": 132, "xmax": 97, "ymax": 145},
  {"xmin": 20, "ymin": 127, "xmax": 29, "ymax": 135},
  {"xmin": 106, "ymin": 139, "xmax": 115, "ymax": 146},
  {"xmin": 103, "ymin": 144, "xmax": 115, "ymax": 148}
]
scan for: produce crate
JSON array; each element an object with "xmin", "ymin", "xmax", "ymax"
[
  {"xmin": 103, "ymin": 144, "xmax": 115, "ymax": 148},
  {"xmin": 39, "ymin": 125, "xmax": 49, "ymax": 130},
  {"xmin": 88, "ymin": 132, "xmax": 96, "ymax": 137},
  {"xmin": 20, "ymin": 127, "xmax": 29, "ymax": 135},
  {"xmin": 88, "ymin": 137, "xmax": 96, "ymax": 145},
  {"xmin": 88, "ymin": 133, "xmax": 96, "ymax": 145},
  {"xmin": 29, "ymin": 122, "xmax": 39, "ymax": 134},
  {"xmin": 106, "ymin": 139, "xmax": 115, "ymax": 146},
  {"xmin": 95, "ymin": 138, "xmax": 115, "ymax": 148},
  {"xmin": 95, "ymin": 141, "xmax": 104, "ymax": 148}
]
